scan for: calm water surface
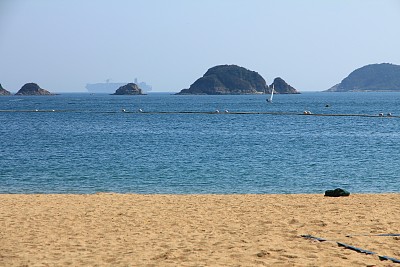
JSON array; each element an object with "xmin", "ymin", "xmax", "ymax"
[{"xmin": 1, "ymin": 92, "xmax": 399, "ymax": 194}]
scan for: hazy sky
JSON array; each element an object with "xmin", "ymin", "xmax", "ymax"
[{"xmin": 1, "ymin": 0, "xmax": 399, "ymax": 92}]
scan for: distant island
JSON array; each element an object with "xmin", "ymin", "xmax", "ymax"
[
  {"xmin": 15, "ymin": 83, "xmax": 55, "ymax": 96},
  {"xmin": 112, "ymin": 83, "xmax": 145, "ymax": 95},
  {"xmin": 177, "ymin": 65, "xmax": 267, "ymax": 95},
  {"xmin": 0, "ymin": 84, "xmax": 11, "ymax": 96},
  {"xmin": 271, "ymin": 77, "xmax": 300, "ymax": 94},
  {"xmin": 326, "ymin": 63, "xmax": 400, "ymax": 92},
  {"xmin": 176, "ymin": 64, "xmax": 299, "ymax": 95},
  {"xmin": 86, "ymin": 78, "xmax": 152, "ymax": 94}
]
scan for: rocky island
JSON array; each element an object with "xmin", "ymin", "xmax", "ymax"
[
  {"xmin": 271, "ymin": 77, "xmax": 300, "ymax": 94},
  {"xmin": 0, "ymin": 84, "xmax": 11, "ymax": 95},
  {"xmin": 87, "ymin": 78, "xmax": 152, "ymax": 94},
  {"xmin": 176, "ymin": 65, "xmax": 268, "ymax": 95},
  {"xmin": 15, "ymin": 83, "xmax": 55, "ymax": 96},
  {"xmin": 176, "ymin": 65, "xmax": 299, "ymax": 95},
  {"xmin": 326, "ymin": 63, "xmax": 400, "ymax": 92},
  {"xmin": 112, "ymin": 83, "xmax": 144, "ymax": 95}
]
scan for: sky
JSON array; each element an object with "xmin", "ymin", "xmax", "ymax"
[{"xmin": 1, "ymin": 0, "xmax": 399, "ymax": 93}]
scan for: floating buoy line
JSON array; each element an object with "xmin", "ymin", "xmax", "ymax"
[{"xmin": 0, "ymin": 109, "xmax": 398, "ymax": 118}]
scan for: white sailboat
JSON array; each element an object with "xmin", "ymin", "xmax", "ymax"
[{"xmin": 267, "ymin": 84, "xmax": 274, "ymax": 103}]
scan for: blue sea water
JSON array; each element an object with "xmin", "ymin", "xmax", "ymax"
[{"xmin": 1, "ymin": 92, "xmax": 400, "ymax": 194}]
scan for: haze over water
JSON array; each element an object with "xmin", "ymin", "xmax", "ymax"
[{"xmin": 1, "ymin": 1, "xmax": 400, "ymax": 93}]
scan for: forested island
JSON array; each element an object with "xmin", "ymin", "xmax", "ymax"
[
  {"xmin": 326, "ymin": 63, "xmax": 400, "ymax": 92},
  {"xmin": 176, "ymin": 65, "xmax": 299, "ymax": 95}
]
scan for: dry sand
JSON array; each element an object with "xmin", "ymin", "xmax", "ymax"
[{"xmin": 0, "ymin": 193, "xmax": 399, "ymax": 266}]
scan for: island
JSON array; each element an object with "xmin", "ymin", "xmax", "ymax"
[
  {"xmin": 112, "ymin": 83, "xmax": 145, "ymax": 95},
  {"xmin": 326, "ymin": 63, "xmax": 400, "ymax": 92},
  {"xmin": 176, "ymin": 65, "xmax": 268, "ymax": 95},
  {"xmin": 87, "ymin": 78, "xmax": 152, "ymax": 94},
  {"xmin": 0, "ymin": 84, "xmax": 11, "ymax": 96},
  {"xmin": 15, "ymin": 83, "xmax": 55, "ymax": 96},
  {"xmin": 176, "ymin": 65, "xmax": 299, "ymax": 95},
  {"xmin": 271, "ymin": 77, "xmax": 300, "ymax": 94}
]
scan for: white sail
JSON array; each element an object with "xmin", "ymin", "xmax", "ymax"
[{"xmin": 267, "ymin": 84, "xmax": 274, "ymax": 102}]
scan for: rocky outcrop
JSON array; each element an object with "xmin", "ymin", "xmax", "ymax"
[
  {"xmin": 112, "ymin": 83, "xmax": 144, "ymax": 95},
  {"xmin": 176, "ymin": 65, "xmax": 268, "ymax": 95},
  {"xmin": 0, "ymin": 84, "xmax": 11, "ymax": 95},
  {"xmin": 86, "ymin": 79, "xmax": 152, "ymax": 94},
  {"xmin": 15, "ymin": 83, "xmax": 54, "ymax": 95},
  {"xmin": 271, "ymin": 77, "xmax": 300, "ymax": 94},
  {"xmin": 326, "ymin": 63, "xmax": 400, "ymax": 92}
]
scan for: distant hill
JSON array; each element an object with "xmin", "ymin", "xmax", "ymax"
[
  {"xmin": 326, "ymin": 63, "xmax": 400, "ymax": 92},
  {"xmin": 176, "ymin": 65, "xmax": 269, "ymax": 95}
]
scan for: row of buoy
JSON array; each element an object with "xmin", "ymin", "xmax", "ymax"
[
  {"xmin": 122, "ymin": 108, "xmax": 230, "ymax": 113},
  {"xmin": 121, "ymin": 108, "xmax": 143, "ymax": 113},
  {"xmin": 8, "ymin": 108, "xmax": 395, "ymax": 118},
  {"xmin": 214, "ymin": 109, "xmax": 229, "ymax": 113},
  {"xmin": 304, "ymin": 110, "xmax": 394, "ymax": 117},
  {"xmin": 121, "ymin": 108, "xmax": 397, "ymax": 118}
]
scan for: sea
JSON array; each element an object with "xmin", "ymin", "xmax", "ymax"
[{"xmin": 1, "ymin": 92, "xmax": 400, "ymax": 194}]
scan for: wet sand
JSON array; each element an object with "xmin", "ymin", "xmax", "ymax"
[{"xmin": 1, "ymin": 194, "xmax": 399, "ymax": 266}]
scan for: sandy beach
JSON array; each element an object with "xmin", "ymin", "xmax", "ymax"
[{"xmin": 0, "ymin": 194, "xmax": 399, "ymax": 266}]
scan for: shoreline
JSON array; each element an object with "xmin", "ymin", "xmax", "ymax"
[{"xmin": 1, "ymin": 193, "xmax": 399, "ymax": 266}]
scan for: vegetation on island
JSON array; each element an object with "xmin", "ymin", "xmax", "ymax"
[
  {"xmin": 326, "ymin": 63, "xmax": 400, "ymax": 92},
  {"xmin": 176, "ymin": 65, "xmax": 299, "ymax": 95}
]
